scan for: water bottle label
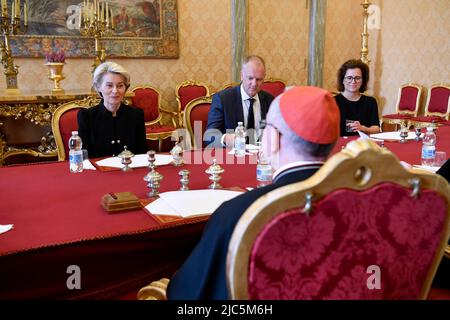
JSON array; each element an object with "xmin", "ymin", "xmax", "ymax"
[
  {"xmin": 69, "ymin": 151, "xmax": 84, "ymax": 173},
  {"xmin": 421, "ymin": 146, "xmax": 436, "ymax": 159},
  {"xmin": 69, "ymin": 152, "xmax": 83, "ymax": 163},
  {"xmin": 235, "ymin": 138, "xmax": 246, "ymax": 156},
  {"xmin": 257, "ymin": 165, "xmax": 273, "ymax": 181}
]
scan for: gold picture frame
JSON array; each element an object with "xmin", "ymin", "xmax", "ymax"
[{"xmin": 10, "ymin": 0, "xmax": 179, "ymax": 59}]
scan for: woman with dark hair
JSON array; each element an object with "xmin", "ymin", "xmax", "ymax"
[{"xmin": 335, "ymin": 59, "xmax": 380, "ymax": 136}]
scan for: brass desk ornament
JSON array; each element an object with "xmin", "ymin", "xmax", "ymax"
[
  {"xmin": 205, "ymin": 159, "xmax": 224, "ymax": 189},
  {"xmin": 179, "ymin": 169, "xmax": 190, "ymax": 191},
  {"xmin": 143, "ymin": 150, "xmax": 164, "ymax": 197},
  {"xmin": 118, "ymin": 146, "xmax": 134, "ymax": 172}
]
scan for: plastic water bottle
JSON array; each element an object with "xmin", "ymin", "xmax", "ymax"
[
  {"xmin": 234, "ymin": 121, "xmax": 246, "ymax": 157},
  {"xmin": 256, "ymin": 148, "xmax": 273, "ymax": 182},
  {"xmin": 68, "ymin": 131, "xmax": 84, "ymax": 173},
  {"xmin": 421, "ymin": 127, "xmax": 436, "ymax": 166}
]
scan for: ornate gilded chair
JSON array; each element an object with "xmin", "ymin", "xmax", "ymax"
[
  {"xmin": 52, "ymin": 98, "xmax": 98, "ymax": 161},
  {"xmin": 175, "ymin": 80, "xmax": 210, "ymax": 127},
  {"xmin": 408, "ymin": 84, "xmax": 450, "ymax": 128},
  {"xmin": 1, "ymin": 148, "xmax": 57, "ymax": 166},
  {"xmin": 381, "ymin": 83, "xmax": 423, "ymax": 129},
  {"xmin": 183, "ymin": 96, "xmax": 212, "ymax": 149},
  {"xmin": 227, "ymin": 139, "xmax": 450, "ymax": 300},
  {"xmin": 131, "ymin": 85, "xmax": 177, "ymax": 152},
  {"xmin": 261, "ymin": 78, "xmax": 287, "ymax": 97}
]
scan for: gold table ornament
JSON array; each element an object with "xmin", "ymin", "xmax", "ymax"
[
  {"xmin": 205, "ymin": 159, "xmax": 224, "ymax": 189},
  {"xmin": 79, "ymin": 0, "xmax": 115, "ymax": 73},
  {"xmin": 45, "ymin": 62, "xmax": 65, "ymax": 95},
  {"xmin": 118, "ymin": 146, "xmax": 134, "ymax": 172}
]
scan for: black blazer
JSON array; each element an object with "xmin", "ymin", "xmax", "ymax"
[
  {"xmin": 206, "ymin": 85, "xmax": 274, "ymax": 134},
  {"xmin": 77, "ymin": 102, "xmax": 147, "ymax": 158},
  {"xmin": 167, "ymin": 163, "xmax": 323, "ymax": 300}
]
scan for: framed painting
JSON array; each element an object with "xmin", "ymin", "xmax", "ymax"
[{"xmin": 11, "ymin": 0, "xmax": 179, "ymax": 59}]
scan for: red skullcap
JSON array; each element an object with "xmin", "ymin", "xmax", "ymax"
[{"xmin": 279, "ymin": 86, "xmax": 340, "ymax": 144}]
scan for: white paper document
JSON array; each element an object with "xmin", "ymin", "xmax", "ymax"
[
  {"xmin": 0, "ymin": 224, "xmax": 13, "ymax": 235},
  {"xmin": 370, "ymin": 131, "xmax": 421, "ymax": 141},
  {"xmin": 82, "ymin": 159, "xmax": 97, "ymax": 170},
  {"xmin": 95, "ymin": 154, "xmax": 173, "ymax": 168},
  {"xmin": 145, "ymin": 189, "xmax": 244, "ymax": 217},
  {"xmin": 412, "ymin": 165, "xmax": 440, "ymax": 173},
  {"xmin": 357, "ymin": 131, "xmax": 370, "ymax": 139}
]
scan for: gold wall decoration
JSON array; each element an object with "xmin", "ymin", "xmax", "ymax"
[
  {"xmin": 0, "ymin": 0, "xmax": 28, "ymax": 95},
  {"xmin": 360, "ymin": 0, "xmax": 371, "ymax": 64}
]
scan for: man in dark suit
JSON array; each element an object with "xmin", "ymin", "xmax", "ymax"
[
  {"xmin": 206, "ymin": 55, "xmax": 274, "ymax": 147},
  {"xmin": 167, "ymin": 86, "xmax": 341, "ymax": 299}
]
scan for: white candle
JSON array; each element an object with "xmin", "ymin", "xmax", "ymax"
[
  {"xmin": 11, "ymin": 0, "xmax": 14, "ymax": 22},
  {"xmin": 110, "ymin": 8, "xmax": 114, "ymax": 29},
  {"xmin": 105, "ymin": 2, "xmax": 109, "ymax": 25},
  {"xmin": 1, "ymin": 0, "xmax": 6, "ymax": 16},
  {"xmin": 78, "ymin": 4, "xmax": 82, "ymax": 28},
  {"xmin": 24, "ymin": 1, "xmax": 27, "ymax": 25}
]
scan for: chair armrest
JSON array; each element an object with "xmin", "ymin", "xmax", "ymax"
[
  {"xmin": 160, "ymin": 106, "xmax": 178, "ymax": 116},
  {"xmin": 137, "ymin": 278, "xmax": 170, "ymax": 300},
  {"xmin": 145, "ymin": 114, "xmax": 163, "ymax": 127},
  {"xmin": 160, "ymin": 107, "xmax": 180, "ymax": 128}
]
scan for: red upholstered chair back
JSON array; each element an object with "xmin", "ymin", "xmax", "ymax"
[
  {"xmin": 261, "ymin": 78, "xmax": 286, "ymax": 97},
  {"xmin": 425, "ymin": 84, "xmax": 450, "ymax": 119},
  {"xmin": 227, "ymin": 139, "xmax": 450, "ymax": 300},
  {"xmin": 396, "ymin": 83, "xmax": 422, "ymax": 116},
  {"xmin": 183, "ymin": 96, "xmax": 212, "ymax": 149},
  {"xmin": 176, "ymin": 80, "xmax": 210, "ymax": 112},
  {"xmin": 131, "ymin": 86, "xmax": 161, "ymax": 124},
  {"xmin": 52, "ymin": 100, "xmax": 97, "ymax": 161}
]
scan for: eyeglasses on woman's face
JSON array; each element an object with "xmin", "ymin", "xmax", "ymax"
[{"xmin": 344, "ymin": 76, "xmax": 362, "ymax": 83}]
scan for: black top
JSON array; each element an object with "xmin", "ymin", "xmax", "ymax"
[
  {"xmin": 335, "ymin": 94, "xmax": 380, "ymax": 136},
  {"xmin": 77, "ymin": 102, "xmax": 147, "ymax": 158}
]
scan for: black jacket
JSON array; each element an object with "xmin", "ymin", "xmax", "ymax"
[{"xmin": 77, "ymin": 102, "xmax": 147, "ymax": 158}]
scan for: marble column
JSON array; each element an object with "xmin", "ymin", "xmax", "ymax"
[
  {"xmin": 308, "ymin": 0, "xmax": 327, "ymax": 87},
  {"xmin": 231, "ymin": 0, "xmax": 248, "ymax": 83}
]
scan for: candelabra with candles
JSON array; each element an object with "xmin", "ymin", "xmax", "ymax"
[
  {"xmin": 360, "ymin": 0, "xmax": 371, "ymax": 65},
  {"xmin": 0, "ymin": 0, "xmax": 28, "ymax": 95},
  {"xmin": 79, "ymin": 0, "xmax": 114, "ymax": 73}
]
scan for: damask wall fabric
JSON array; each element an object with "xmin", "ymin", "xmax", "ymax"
[{"xmin": 2, "ymin": 0, "xmax": 449, "ymax": 120}]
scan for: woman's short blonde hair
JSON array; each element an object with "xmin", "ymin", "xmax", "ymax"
[{"xmin": 92, "ymin": 61, "xmax": 131, "ymax": 95}]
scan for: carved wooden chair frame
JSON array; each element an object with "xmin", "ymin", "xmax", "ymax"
[
  {"xmin": 226, "ymin": 139, "xmax": 450, "ymax": 299},
  {"xmin": 51, "ymin": 97, "xmax": 99, "ymax": 161}
]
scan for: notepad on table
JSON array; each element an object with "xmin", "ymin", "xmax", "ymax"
[{"xmin": 145, "ymin": 189, "xmax": 244, "ymax": 218}]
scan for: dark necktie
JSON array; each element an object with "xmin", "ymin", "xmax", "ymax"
[{"xmin": 247, "ymin": 98, "xmax": 255, "ymax": 130}]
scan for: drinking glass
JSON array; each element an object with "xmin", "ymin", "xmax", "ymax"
[
  {"xmin": 399, "ymin": 126, "xmax": 408, "ymax": 143},
  {"xmin": 414, "ymin": 128, "xmax": 422, "ymax": 141},
  {"xmin": 435, "ymin": 151, "xmax": 447, "ymax": 167},
  {"xmin": 346, "ymin": 120, "xmax": 355, "ymax": 133}
]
